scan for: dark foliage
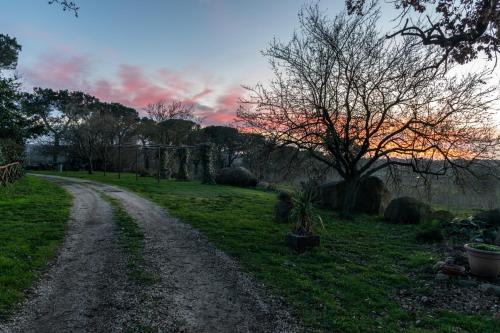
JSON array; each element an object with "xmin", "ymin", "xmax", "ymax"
[{"xmin": 215, "ymin": 166, "xmax": 258, "ymax": 188}]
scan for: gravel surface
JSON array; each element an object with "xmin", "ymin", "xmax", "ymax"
[
  {"xmin": 1, "ymin": 175, "xmax": 299, "ymax": 333},
  {"xmin": 0, "ymin": 178, "xmax": 140, "ymax": 333}
]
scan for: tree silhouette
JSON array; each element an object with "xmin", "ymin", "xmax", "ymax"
[
  {"xmin": 346, "ymin": 0, "xmax": 500, "ymax": 66},
  {"xmin": 238, "ymin": 6, "xmax": 500, "ymax": 216}
]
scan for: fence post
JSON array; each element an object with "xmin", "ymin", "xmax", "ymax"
[
  {"xmin": 136, "ymin": 147, "xmax": 138, "ymax": 181},
  {"xmin": 157, "ymin": 146, "xmax": 160, "ymax": 184},
  {"xmin": 118, "ymin": 144, "xmax": 121, "ymax": 179},
  {"xmin": 104, "ymin": 145, "xmax": 107, "ymax": 177}
]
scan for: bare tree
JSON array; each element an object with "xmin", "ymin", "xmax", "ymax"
[
  {"xmin": 238, "ymin": 6, "xmax": 500, "ymax": 216},
  {"xmin": 48, "ymin": 0, "xmax": 79, "ymax": 16},
  {"xmin": 347, "ymin": 0, "xmax": 500, "ymax": 66},
  {"xmin": 145, "ymin": 99, "xmax": 195, "ymax": 123}
]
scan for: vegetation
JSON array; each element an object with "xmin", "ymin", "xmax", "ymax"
[
  {"xmin": 346, "ymin": 0, "xmax": 500, "ymax": 66},
  {"xmin": 468, "ymin": 243, "xmax": 500, "ymax": 253},
  {"xmin": 290, "ymin": 187, "xmax": 324, "ymax": 235},
  {"xmin": 238, "ymin": 6, "xmax": 499, "ymax": 216},
  {"xmin": 35, "ymin": 171, "xmax": 498, "ymax": 332},
  {"xmin": 0, "ymin": 176, "xmax": 71, "ymax": 318},
  {"xmin": 416, "ymin": 220, "xmax": 444, "ymax": 243},
  {"xmin": 103, "ymin": 195, "xmax": 156, "ymax": 285}
]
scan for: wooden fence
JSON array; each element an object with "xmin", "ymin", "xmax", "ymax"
[{"xmin": 0, "ymin": 162, "xmax": 22, "ymax": 186}]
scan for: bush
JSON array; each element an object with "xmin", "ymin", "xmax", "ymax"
[
  {"xmin": 416, "ymin": 219, "xmax": 444, "ymax": 242},
  {"xmin": 0, "ymin": 139, "xmax": 24, "ymax": 164},
  {"xmin": 384, "ymin": 197, "xmax": 432, "ymax": 224},
  {"xmin": 442, "ymin": 217, "xmax": 498, "ymax": 245},
  {"xmin": 215, "ymin": 167, "xmax": 258, "ymax": 188},
  {"xmin": 274, "ymin": 191, "xmax": 293, "ymax": 224}
]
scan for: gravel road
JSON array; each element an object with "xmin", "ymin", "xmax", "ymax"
[{"xmin": 0, "ymin": 175, "xmax": 299, "ymax": 333}]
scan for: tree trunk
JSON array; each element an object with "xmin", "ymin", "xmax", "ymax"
[
  {"xmin": 340, "ymin": 177, "xmax": 361, "ymax": 219},
  {"xmin": 52, "ymin": 134, "xmax": 60, "ymax": 166},
  {"xmin": 143, "ymin": 145, "xmax": 150, "ymax": 170},
  {"xmin": 88, "ymin": 140, "xmax": 93, "ymax": 175}
]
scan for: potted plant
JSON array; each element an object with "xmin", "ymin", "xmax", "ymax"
[
  {"xmin": 464, "ymin": 243, "xmax": 500, "ymax": 278},
  {"xmin": 285, "ymin": 187, "xmax": 324, "ymax": 252}
]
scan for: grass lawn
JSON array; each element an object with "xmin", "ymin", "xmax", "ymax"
[
  {"xmin": 0, "ymin": 176, "xmax": 71, "ymax": 319},
  {"xmin": 34, "ymin": 171, "xmax": 497, "ymax": 333}
]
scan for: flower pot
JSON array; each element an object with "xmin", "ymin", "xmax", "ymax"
[
  {"xmin": 465, "ymin": 243, "xmax": 500, "ymax": 278},
  {"xmin": 285, "ymin": 232, "xmax": 320, "ymax": 252}
]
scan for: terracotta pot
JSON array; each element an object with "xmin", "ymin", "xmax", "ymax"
[
  {"xmin": 285, "ymin": 233, "xmax": 320, "ymax": 252},
  {"xmin": 465, "ymin": 243, "xmax": 500, "ymax": 278}
]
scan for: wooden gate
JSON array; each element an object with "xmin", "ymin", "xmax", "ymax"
[{"xmin": 0, "ymin": 162, "xmax": 22, "ymax": 186}]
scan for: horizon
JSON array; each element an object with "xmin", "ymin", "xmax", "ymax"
[{"xmin": 0, "ymin": 0, "xmax": 498, "ymax": 125}]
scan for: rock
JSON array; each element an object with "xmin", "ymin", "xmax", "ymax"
[
  {"xmin": 441, "ymin": 264, "xmax": 465, "ymax": 276},
  {"xmin": 479, "ymin": 283, "xmax": 500, "ymax": 296},
  {"xmin": 256, "ymin": 181, "xmax": 270, "ymax": 190},
  {"xmin": 456, "ymin": 279, "xmax": 478, "ymax": 288},
  {"xmin": 474, "ymin": 209, "xmax": 500, "ymax": 226},
  {"xmin": 274, "ymin": 192, "xmax": 293, "ymax": 224},
  {"xmin": 317, "ymin": 176, "xmax": 390, "ymax": 215},
  {"xmin": 384, "ymin": 197, "xmax": 432, "ymax": 224},
  {"xmin": 433, "ymin": 261, "xmax": 446, "ymax": 271},
  {"xmin": 435, "ymin": 272, "xmax": 450, "ymax": 281},
  {"xmin": 430, "ymin": 210, "xmax": 455, "ymax": 223},
  {"xmin": 215, "ymin": 167, "xmax": 258, "ymax": 188},
  {"xmin": 445, "ymin": 257, "xmax": 455, "ymax": 264},
  {"xmin": 420, "ymin": 296, "xmax": 432, "ymax": 305}
]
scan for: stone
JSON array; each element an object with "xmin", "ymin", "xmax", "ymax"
[
  {"xmin": 384, "ymin": 197, "xmax": 432, "ymax": 224},
  {"xmin": 317, "ymin": 176, "xmax": 391, "ymax": 215},
  {"xmin": 435, "ymin": 272, "xmax": 450, "ymax": 281},
  {"xmin": 456, "ymin": 279, "xmax": 478, "ymax": 288},
  {"xmin": 445, "ymin": 257, "xmax": 455, "ymax": 264},
  {"xmin": 433, "ymin": 261, "xmax": 445, "ymax": 271},
  {"xmin": 474, "ymin": 209, "xmax": 500, "ymax": 226},
  {"xmin": 215, "ymin": 167, "xmax": 258, "ymax": 188},
  {"xmin": 256, "ymin": 181, "xmax": 270, "ymax": 190},
  {"xmin": 479, "ymin": 283, "xmax": 500, "ymax": 296}
]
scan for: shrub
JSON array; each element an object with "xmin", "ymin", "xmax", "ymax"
[
  {"xmin": 290, "ymin": 187, "xmax": 324, "ymax": 235},
  {"xmin": 215, "ymin": 167, "xmax": 258, "ymax": 188},
  {"xmin": 442, "ymin": 217, "xmax": 498, "ymax": 245},
  {"xmin": 0, "ymin": 139, "xmax": 24, "ymax": 164},
  {"xmin": 416, "ymin": 219, "xmax": 444, "ymax": 242}
]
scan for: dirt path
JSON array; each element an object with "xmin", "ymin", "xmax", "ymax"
[
  {"xmin": 0, "ymin": 177, "xmax": 140, "ymax": 333},
  {"xmin": 1, "ymin": 175, "xmax": 299, "ymax": 333}
]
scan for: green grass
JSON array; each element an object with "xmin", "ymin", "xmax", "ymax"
[
  {"xmin": 33, "ymin": 171, "xmax": 497, "ymax": 332},
  {"xmin": 0, "ymin": 176, "xmax": 71, "ymax": 319},
  {"xmin": 103, "ymin": 195, "xmax": 156, "ymax": 285}
]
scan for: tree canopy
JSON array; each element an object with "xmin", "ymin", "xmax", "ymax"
[
  {"xmin": 346, "ymin": 0, "xmax": 500, "ymax": 66},
  {"xmin": 238, "ymin": 6, "xmax": 500, "ymax": 215}
]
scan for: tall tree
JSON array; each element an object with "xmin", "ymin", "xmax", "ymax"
[
  {"xmin": 238, "ymin": 6, "xmax": 500, "ymax": 216},
  {"xmin": 0, "ymin": 34, "xmax": 43, "ymax": 146},
  {"xmin": 200, "ymin": 126, "xmax": 243, "ymax": 168},
  {"xmin": 24, "ymin": 88, "xmax": 96, "ymax": 165},
  {"xmin": 347, "ymin": 0, "xmax": 500, "ymax": 66},
  {"xmin": 145, "ymin": 99, "xmax": 195, "ymax": 122}
]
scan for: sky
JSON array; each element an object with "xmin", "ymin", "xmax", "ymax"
[{"xmin": 0, "ymin": 0, "xmax": 498, "ymax": 125}]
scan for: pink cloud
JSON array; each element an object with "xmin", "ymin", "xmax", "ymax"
[
  {"xmin": 21, "ymin": 52, "xmax": 244, "ymax": 125},
  {"xmin": 195, "ymin": 85, "xmax": 245, "ymax": 125},
  {"xmin": 22, "ymin": 54, "xmax": 90, "ymax": 91}
]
